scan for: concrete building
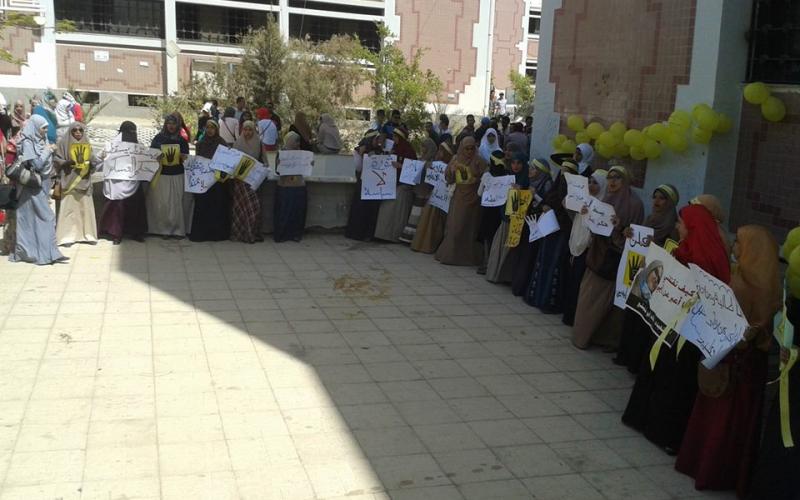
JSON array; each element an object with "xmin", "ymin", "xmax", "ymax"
[
  {"xmin": 0, "ymin": 0, "xmax": 541, "ymax": 117},
  {"xmin": 531, "ymin": 0, "xmax": 800, "ymax": 239}
]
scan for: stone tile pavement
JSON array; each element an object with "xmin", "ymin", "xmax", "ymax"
[{"xmin": 0, "ymin": 234, "xmax": 735, "ymax": 499}]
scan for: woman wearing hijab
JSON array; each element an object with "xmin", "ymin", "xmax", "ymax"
[
  {"xmin": 32, "ymin": 92, "xmax": 58, "ymax": 144},
  {"xmin": 575, "ymin": 143, "xmax": 595, "ymax": 176},
  {"xmin": 290, "ymin": 112, "xmax": 314, "ymax": 152},
  {"xmin": 524, "ymin": 158, "xmax": 579, "ymax": 312},
  {"xmin": 484, "ymin": 150, "xmax": 530, "ymax": 281},
  {"xmin": 218, "ymin": 107, "xmax": 239, "ymax": 146},
  {"xmin": 480, "ymin": 150, "xmax": 513, "ymax": 277},
  {"xmin": 316, "ymin": 114, "xmax": 343, "ymax": 154},
  {"xmin": 435, "ymin": 136, "xmax": 486, "ymax": 266},
  {"xmin": 230, "ymin": 120, "xmax": 264, "ymax": 243},
  {"xmin": 148, "ymin": 114, "xmax": 190, "ymax": 238},
  {"xmin": 410, "ymin": 139, "xmax": 454, "ymax": 253},
  {"xmin": 690, "ymin": 194, "xmax": 731, "ymax": 255},
  {"xmin": 54, "ymin": 122, "xmax": 98, "ymax": 246},
  {"xmin": 273, "ymin": 131, "xmax": 309, "ymax": 243},
  {"xmin": 478, "ymin": 128, "xmax": 502, "ymax": 163},
  {"xmin": 676, "ymin": 225, "xmax": 780, "ymax": 497},
  {"xmin": 11, "ymin": 100, "xmax": 27, "ymax": 136},
  {"xmin": 571, "ymin": 165, "xmax": 645, "ymax": 349},
  {"xmin": 399, "ymin": 137, "xmax": 437, "ymax": 244},
  {"xmin": 560, "ymin": 169, "xmax": 607, "ymax": 320},
  {"xmin": 623, "ymin": 203, "xmax": 731, "ymax": 455},
  {"xmin": 613, "ymin": 184, "xmax": 680, "ymax": 370},
  {"xmin": 345, "ymin": 131, "xmax": 384, "ymax": 241},
  {"xmin": 174, "ymin": 112, "xmax": 191, "ymax": 143},
  {"xmin": 9, "ymin": 115, "xmax": 65, "ymax": 264},
  {"xmin": 190, "ymin": 120, "xmax": 231, "ymax": 242},
  {"xmin": 374, "ymin": 127, "xmax": 417, "ymax": 242},
  {"xmin": 98, "ymin": 121, "xmax": 148, "ymax": 244}
]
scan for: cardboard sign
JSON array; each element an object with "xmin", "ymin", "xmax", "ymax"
[
  {"xmin": 584, "ymin": 197, "xmax": 616, "ymax": 236},
  {"xmin": 425, "ymin": 161, "xmax": 448, "ymax": 186},
  {"xmin": 480, "ymin": 175, "xmax": 516, "ymax": 207},
  {"xmin": 528, "ymin": 209, "xmax": 560, "ymax": 242},
  {"xmin": 244, "ymin": 163, "xmax": 272, "ymax": 191},
  {"xmin": 564, "ymin": 172, "xmax": 590, "ymax": 212},
  {"xmin": 361, "ymin": 155, "xmax": 397, "ymax": 200},
  {"xmin": 209, "ymin": 145, "xmax": 244, "ymax": 175},
  {"xmin": 102, "ymin": 141, "xmax": 161, "ymax": 181},
  {"xmin": 184, "ymin": 155, "xmax": 216, "ymax": 194},
  {"xmin": 505, "ymin": 189, "xmax": 533, "ymax": 248},
  {"xmin": 429, "ymin": 181, "xmax": 451, "ymax": 213},
  {"xmin": 277, "ymin": 150, "xmax": 313, "ymax": 177},
  {"xmin": 614, "ymin": 224, "xmax": 656, "ymax": 308},
  {"xmin": 399, "ymin": 159, "xmax": 425, "ymax": 185},
  {"xmin": 69, "ymin": 143, "xmax": 92, "ymax": 169}
]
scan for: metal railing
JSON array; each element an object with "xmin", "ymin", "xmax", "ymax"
[{"xmin": 0, "ymin": 0, "xmax": 43, "ymax": 13}]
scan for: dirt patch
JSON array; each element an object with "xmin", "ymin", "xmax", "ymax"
[{"xmin": 333, "ymin": 272, "xmax": 391, "ymax": 300}]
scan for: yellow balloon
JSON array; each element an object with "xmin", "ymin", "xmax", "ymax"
[
  {"xmin": 567, "ymin": 115, "xmax": 585, "ymax": 132},
  {"xmin": 791, "ymin": 246, "xmax": 800, "ymax": 276},
  {"xmin": 559, "ymin": 139, "xmax": 576, "ymax": 154},
  {"xmin": 646, "ymin": 123, "xmax": 667, "ymax": 142},
  {"xmin": 575, "ymin": 131, "xmax": 591, "ymax": 145},
  {"xmin": 586, "ymin": 122, "xmax": 605, "ymax": 140},
  {"xmin": 744, "ymin": 82, "xmax": 770, "ymax": 105},
  {"xmin": 609, "ymin": 122, "xmax": 627, "ymax": 138},
  {"xmin": 598, "ymin": 131, "xmax": 618, "ymax": 148},
  {"xmin": 597, "ymin": 143, "xmax": 614, "ymax": 159},
  {"xmin": 692, "ymin": 103, "xmax": 711, "ymax": 120},
  {"xmin": 630, "ymin": 145, "xmax": 646, "ymax": 161},
  {"xmin": 691, "ymin": 127, "xmax": 712, "ymax": 145},
  {"xmin": 623, "ymin": 129, "xmax": 644, "ymax": 148},
  {"xmin": 782, "ymin": 227, "xmax": 800, "ymax": 260},
  {"xmin": 789, "ymin": 273, "xmax": 800, "ymax": 299},
  {"xmin": 762, "ymin": 96, "xmax": 786, "ymax": 122},
  {"xmin": 614, "ymin": 142, "xmax": 630, "ymax": 158},
  {"xmin": 715, "ymin": 113, "xmax": 732, "ymax": 133},
  {"xmin": 669, "ymin": 110, "xmax": 692, "ymax": 130},
  {"xmin": 696, "ymin": 107, "xmax": 719, "ymax": 130},
  {"xmin": 643, "ymin": 139, "xmax": 662, "ymax": 159},
  {"xmin": 552, "ymin": 134, "xmax": 567, "ymax": 149},
  {"xmin": 665, "ymin": 129, "xmax": 689, "ymax": 152}
]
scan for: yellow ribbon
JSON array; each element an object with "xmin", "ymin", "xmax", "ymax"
[
  {"xmin": 63, "ymin": 162, "xmax": 90, "ymax": 196},
  {"xmin": 150, "ymin": 165, "xmax": 163, "ymax": 189},
  {"xmin": 770, "ymin": 298, "xmax": 797, "ymax": 447},
  {"xmin": 649, "ymin": 294, "xmax": 698, "ymax": 370}
]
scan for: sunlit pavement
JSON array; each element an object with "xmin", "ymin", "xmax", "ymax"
[{"xmin": 0, "ymin": 233, "xmax": 734, "ymax": 499}]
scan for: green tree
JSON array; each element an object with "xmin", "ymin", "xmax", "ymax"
[
  {"xmin": 508, "ymin": 70, "xmax": 535, "ymax": 119},
  {"xmin": 235, "ymin": 17, "xmax": 287, "ymax": 105},
  {"xmin": 359, "ymin": 24, "xmax": 443, "ymax": 133}
]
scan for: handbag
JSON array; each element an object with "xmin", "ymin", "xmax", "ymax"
[
  {"xmin": 6, "ymin": 158, "xmax": 42, "ymax": 189},
  {"xmin": 51, "ymin": 181, "xmax": 62, "ymax": 200}
]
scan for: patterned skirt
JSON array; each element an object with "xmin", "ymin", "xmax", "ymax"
[{"xmin": 230, "ymin": 180, "xmax": 263, "ymax": 243}]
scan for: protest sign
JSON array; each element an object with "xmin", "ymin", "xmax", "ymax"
[
  {"xmin": 184, "ymin": 156, "xmax": 216, "ymax": 194},
  {"xmin": 680, "ymin": 264, "xmax": 749, "ymax": 369},
  {"xmin": 481, "ymin": 175, "xmax": 516, "ymax": 207},
  {"xmin": 209, "ymin": 146, "xmax": 244, "ymax": 175},
  {"xmin": 429, "ymin": 181, "xmax": 451, "ymax": 213},
  {"xmin": 361, "ymin": 155, "xmax": 397, "ymax": 200},
  {"xmin": 277, "ymin": 150, "xmax": 313, "ymax": 177},
  {"xmin": 425, "ymin": 161, "xmax": 448, "ymax": 186},
  {"xmin": 626, "ymin": 244, "xmax": 697, "ymax": 348},
  {"xmin": 505, "ymin": 189, "xmax": 533, "ymax": 248},
  {"xmin": 160, "ymin": 144, "xmax": 181, "ymax": 167},
  {"xmin": 102, "ymin": 142, "xmax": 161, "ymax": 181},
  {"xmin": 70, "ymin": 143, "xmax": 92, "ymax": 169},
  {"xmin": 664, "ymin": 238, "xmax": 679, "ymax": 255},
  {"xmin": 564, "ymin": 172, "xmax": 590, "ymax": 212},
  {"xmin": 383, "ymin": 139, "xmax": 394, "ymax": 153},
  {"xmin": 614, "ymin": 224, "xmax": 655, "ymax": 308},
  {"xmin": 528, "ymin": 209, "xmax": 560, "ymax": 242},
  {"xmin": 399, "ymin": 159, "xmax": 425, "ymax": 185},
  {"xmin": 584, "ymin": 198, "xmax": 616, "ymax": 236},
  {"xmin": 244, "ymin": 163, "xmax": 272, "ymax": 191}
]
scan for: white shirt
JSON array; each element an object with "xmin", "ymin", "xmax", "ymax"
[
  {"xmin": 218, "ymin": 117, "xmax": 239, "ymax": 145},
  {"xmin": 497, "ymin": 98, "xmax": 508, "ymax": 115},
  {"xmin": 258, "ymin": 119, "xmax": 278, "ymax": 147}
]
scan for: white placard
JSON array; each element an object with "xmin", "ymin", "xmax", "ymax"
[
  {"xmin": 102, "ymin": 141, "xmax": 161, "ymax": 182},
  {"xmin": 425, "ymin": 161, "xmax": 448, "ymax": 186},
  {"xmin": 244, "ymin": 163, "xmax": 272, "ymax": 191},
  {"xmin": 681, "ymin": 264, "xmax": 749, "ymax": 369},
  {"xmin": 564, "ymin": 172, "xmax": 590, "ymax": 212},
  {"xmin": 184, "ymin": 156, "xmax": 216, "ymax": 194},
  {"xmin": 209, "ymin": 146, "xmax": 243, "ymax": 175},
  {"xmin": 429, "ymin": 181, "xmax": 451, "ymax": 213},
  {"xmin": 584, "ymin": 198, "xmax": 616, "ymax": 236},
  {"xmin": 277, "ymin": 150, "xmax": 313, "ymax": 177},
  {"xmin": 383, "ymin": 139, "xmax": 394, "ymax": 153},
  {"xmin": 481, "ymin": 175, "xmax": 516, "ymax": 207},
  {"xmin": 614, "ymin": 224, "xmax": 656, "ymax": 308},
  {"xmin": 361, "ymin": 155, "xmax": 397, "ymax": 200},
  {"xmin": 93, "ymin": 50, "xmax": 109, "ymax": 62},
  {"xmin": 527, "ymin": 209, "xmax": 560, "ymax": 242},
  {"xmin": 399, "ymin": 159, "xmax": 425, "ymax": 185}
]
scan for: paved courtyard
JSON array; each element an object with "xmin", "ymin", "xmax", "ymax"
[{"xmin": 0, "ymin": 233, "xmax": 734, "ymax": 500}]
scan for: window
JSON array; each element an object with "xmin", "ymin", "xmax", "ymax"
[
  {"xmin": 127, "ymin": 94, "xmax": 150, "ymax": 107},
  {"xmin": 54, "ymin": 0, "xmax": 164, "ymax": 38},
  {"xmin": 78, "ymin": 91, "xmax": 100, "ymax": 105},
  {"xmin": 289, "ymin": 14, "xmax": 380, "ymax": 51},
  {"xmin": 525, "ymin": 62, "xmax": 537, "ymax": 84},
  {"xmin": 528, "ymin": 10, "xmax": 541, "ymax": 36},
  {"xmin": 177, "ymin": 4, "xmax": 277, "ymax": 45},
  {"xmin": 747, "ymin": 0, "xmax": 800, "ymax": 83}
]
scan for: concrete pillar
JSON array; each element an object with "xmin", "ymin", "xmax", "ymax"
[
  {"xmin": 278, "ymin": 0, "xmax": 289, "ymax": 40},
  {"xmin": 164, "ymin": 0, "xmax": 179, "ymax": 95}
]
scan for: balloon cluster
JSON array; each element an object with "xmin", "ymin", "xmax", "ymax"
[
  {"xmin": 784, "ymin": 227, "xmax": 800, "ymax": 298},
  {"xmin": 553, "ymin": 105, "xmax": 732, "ymax": 159},
  {"xmin": 743, "ymin": 82, "xmax": 786, "ymax": 122}
]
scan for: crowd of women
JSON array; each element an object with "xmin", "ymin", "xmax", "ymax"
[
  {"xmin": 1, "ymin": 96, "xmax": 797, "ymax": 498},
  {"xmin": 345, "ymin": 118, "xmax": 798, "ymax": 499}
]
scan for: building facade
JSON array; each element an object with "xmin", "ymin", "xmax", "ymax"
[
  {"xmin": 0, "ymin": 0, "xmax": 542, "ymax": 116},
  {"xmin": 531, "ymin": 0, "xmax": 799, "ymax": 239}
]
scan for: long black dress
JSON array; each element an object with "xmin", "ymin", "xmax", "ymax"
[
  {"xmin": 190, "ymin": 135, "xmax": 231, "ymax": 242},
  {"xmin": 345, "ymin": 153, "xmax": 381, "ymax": 242}
]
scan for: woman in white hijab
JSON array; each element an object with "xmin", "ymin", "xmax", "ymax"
[
  {"xmin": 478, "ymin": 128, "xmax": 502, "ymax": 163},
  {"xmin": 575, "ymin": 143, "xmax": 595, "ymax": 175}
]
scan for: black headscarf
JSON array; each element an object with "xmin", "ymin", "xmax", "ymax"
[
  {"xmin": 512, "ymin": 151, "xmax": 530, "ymax": 189},
  {"xmin": 160, "ymin": 114, "xmax": 182, "ymax": 141},
  {"xmin": 119, "ymin": 121, "xmax": 138, "ymax": 143}
]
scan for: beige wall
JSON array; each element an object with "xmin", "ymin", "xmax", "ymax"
[
  {"xmin": 0, "ymin": 26, "xmax": 40, "ymax": 76},
  {"xmin": 527, "ymin": 38, "xmax": 539, "ymax": 61},
  {"xmin": 57, "ymin": 45, "xmax": 165, "ymax": 94},
  {"xmin": 491, "ymin": 0, "xmax": 526, "ymax": 90}
]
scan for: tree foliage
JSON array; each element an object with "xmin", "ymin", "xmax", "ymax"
[
  {"xmin": 0, "ymin": 13, "xmax": 75, "ymax": 65},
  {"xmin": 235, "ymin": 17, "xmax": 287, "ymax": 105},
  {"xmin": 508, "ymin": 70, "xmax": 535, "ymax": 119},
  {"xmin": 358, "ymin": 24, "xmax": 443, "ymax": 133}
]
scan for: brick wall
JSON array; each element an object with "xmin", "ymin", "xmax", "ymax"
[
  {"xmin": 491, "ymin": 0, "xmax": 526, "ymax": 91},
  {"xmin": 0, "ymin": 26, "xmax": 40, "ymax": 76},
  {"xmin": 57, "ymin": 45, "xmax": 164, "ymax": 94},
  {"xmin": 730, "ymin": 91, "xmax": 800, "ymax": 239}
]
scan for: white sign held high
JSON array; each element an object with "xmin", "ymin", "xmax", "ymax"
[
  {"xmin": 429, "ymin": 181, "xmax": 451, "ymax": 213},
  {"xmin": 210, "ymin": 146, "xmax": 243, "ymax": 174},
  {"xmin": 481, "ymin": 175, "xmax": 516, "ymax": 207},
  {"xmin": 361, "ymin": 155, "xmax": 397, "ymax": 200},
  {"xmin": 584, "ymin": 198, "xmax": 616, "ymax": 236},
  {"xmin": 425, "ymin": 161, "xmax": 448, "ymax": 186},
  {"xmin": 244, "ymin": 163, "xmax": 272, "ymax": 191},
  {"xmin": 399, "ymin": 159, "xmax": 425, "ymax": 185},
  {"xmin": 102, "ymin": 141, "xmax": 161, "ymax": 181},
  {"xmin": 184, "ymin": 156, "xmax": 216, "ymax": 194},
  {"xmin": 614, "ymin": 224, "xmax": 656, "ymax": 309},
  {"xmin": 277, "ymin": 150, "xmax": 313, "ymax": 177},
  {"xmin": 564, "ymin": 172, "xmax": 590, "ymax": 212}
]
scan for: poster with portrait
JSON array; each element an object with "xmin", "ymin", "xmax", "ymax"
[
  {"xmin": 614, "ymin": 224, "xmax": 655, "ymax": 308},
  {"xmin": 361, "ymin": 155, "xmax": 397, "ymax": 200}
]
